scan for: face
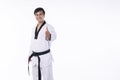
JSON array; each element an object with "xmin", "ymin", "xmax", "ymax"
[{"xmin": 35, "ymin": 11, "xmax": 45, "ymax": 23}]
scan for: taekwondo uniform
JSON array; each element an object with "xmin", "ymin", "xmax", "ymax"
[{"xmin": 28, "ymin": 21, "xmax": 56, "ymax": 80}]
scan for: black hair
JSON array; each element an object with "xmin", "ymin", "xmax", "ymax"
[{"xmin": 34, "ymin": 7, "xmax": 45, "ymax": 15}]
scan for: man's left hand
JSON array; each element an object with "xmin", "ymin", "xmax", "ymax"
[{"xmin": 45, "ymin": 27, "xmax": 51, "ymax": 41}]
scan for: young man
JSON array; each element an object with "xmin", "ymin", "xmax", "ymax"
[{"xmin": 28, "ymin": 7, "xmax": 56, "ymax": 80}]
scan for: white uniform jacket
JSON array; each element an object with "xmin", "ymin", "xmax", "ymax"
[{"xmin": 29, "ymin": 22, "xmax": 56, "ymax": 67}]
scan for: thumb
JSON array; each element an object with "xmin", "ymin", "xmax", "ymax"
[{"xmin": 46, "ymin": 27, "xmax": 48, "ymax": 31}]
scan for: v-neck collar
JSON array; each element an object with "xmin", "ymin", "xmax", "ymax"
[{"xmin": 34, "ymin": 21, "xmax": 46, "ymax": 39}]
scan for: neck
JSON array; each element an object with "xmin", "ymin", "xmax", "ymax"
[{"xmin": 38, "ymin": 20, "xmax": 44, "ymax": 26}]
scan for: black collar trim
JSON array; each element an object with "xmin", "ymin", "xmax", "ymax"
[{"xmin": 34, "ymin": 21, "xmax": 46, "ymax": 39}]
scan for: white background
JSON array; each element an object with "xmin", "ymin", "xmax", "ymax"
[{"xmin": 0, "ymin": 0, "xmax": 120, "ymax": 80}]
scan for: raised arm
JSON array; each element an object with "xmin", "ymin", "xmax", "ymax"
[{"xmin": 45, "ymin": 24, "xmax": 57, "ymax": 41}]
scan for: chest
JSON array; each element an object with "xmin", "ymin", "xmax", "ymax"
[{"xmin": 34, "ymin": 25, "xmax": 46, "ymax": 40}]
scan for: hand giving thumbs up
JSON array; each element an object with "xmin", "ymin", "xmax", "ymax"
[{"xmin": 45, "ymin": 27, "xmax": 51, "ymax": 41}]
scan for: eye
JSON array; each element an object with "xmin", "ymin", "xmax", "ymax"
[{"xmin": 35, "ymin": 14, "xmax": 38, "ymax": 16}]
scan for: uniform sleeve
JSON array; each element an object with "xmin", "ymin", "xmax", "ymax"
[
  {"xmin": 28, "ymin": 27, "xmax": 34, "ymax": 57},
  {"xmin": 48, "ymin": 24, "xmax": 57, "ymax": 42}
]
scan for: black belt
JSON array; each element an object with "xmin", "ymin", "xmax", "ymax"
[{"xmin": 28, "ymin": 49, "xmax": 50, "ymax": 80}]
